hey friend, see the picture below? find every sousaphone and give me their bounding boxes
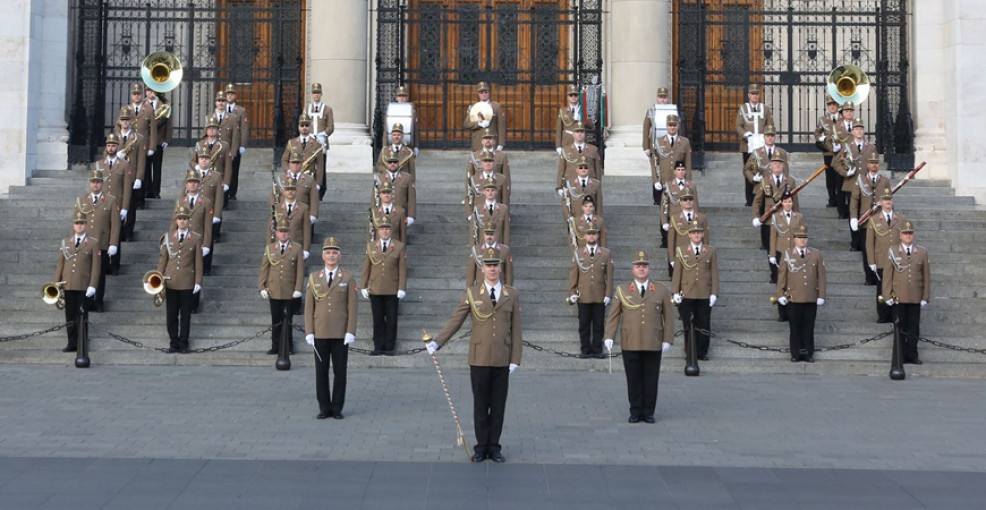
[827,64,870,106]
[141,51,183,93]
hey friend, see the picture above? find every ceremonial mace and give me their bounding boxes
[422,329,473,462]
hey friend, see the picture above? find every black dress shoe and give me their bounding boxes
[628,415,641,423]
[191,308,199,315]
[369,350,381,356]
[489,451,506,463]
[594,352,606,359]
[908,358,923,365]
[266,348,278,355]
[643,415,656,424]
[877,318,892,324]
[316,412,331,420]
[179,347,190,354]
[791,356,800,362]
[333,412,344,419]
[90,303,104,313]
[777,317,788,322]
[698,355,709,361]
[62,346,76,353]
[579,353,590,359]
[471,451,487,463]
[660,242,668,248]
[804,356,815,363]
[769,278,777,284]
[165,347,177,353]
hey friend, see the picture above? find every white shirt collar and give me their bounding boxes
[691,243,703,252]
[634,279,649,291]
[486,280,502,297]
[485,200,497,207]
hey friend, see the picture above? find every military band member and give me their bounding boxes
[306,83,334,199]
[276,177,312,260]
[123,82,158,162]
[259,218,305,355]
[175,172,213,313]
[466,151,510,215]
[158,205,203,353]
[830,102,859,219]
[54,212,101,351]
[374,151,417,226]
[671,222,720,361]
[850,155,887,284]
[194,149,225,265]
[567,222,613,358]
[281,113,325,193]
[571,195,607,248]
[464,81,506,152]
[882,223,930,365]
[776,225,826,362]
[836,117,877,230]
[96,134,132,252]
[769,193,804,292]
[212,93,237,184]
[555,84,592,152]
[144,88,171,200]
[467,223,513,288]
[649,114,693,206]
[742,124,789,188]
[752,154,799,251]
[275,151,319,226]
[736,84,774,206]
[604,251,675,424]
[866,189,907,323]
[375,123,416,176]
[666,188,708,278]
[76,170,120,310]
[360,218,407,355]
[470,178,510,245]
[660,161,698,248]
[561,157,602,220]
[426,247,522,462]
[304,237,357,420]
[115,106,148,216]
[815,97,841,207]
[222,84,249,201]
[189,115,232,190]
[369,181,407,243]
[394,86,418,154]
[467,129,511,182]
[643,87,675,204]
[555,122,602,192]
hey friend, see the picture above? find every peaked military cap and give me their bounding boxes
[632,250,650,265]
[482,247,502,264]
[322,237,340,251]
[794,225,809,238]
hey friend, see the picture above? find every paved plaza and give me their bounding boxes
[1,364,985,508]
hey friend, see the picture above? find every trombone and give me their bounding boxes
[142,270,169,307]
[42,281,66,309]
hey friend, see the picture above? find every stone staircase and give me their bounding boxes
[2,149,985,377]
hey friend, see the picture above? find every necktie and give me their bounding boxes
[382,241,388,253]
[800,250,805,259]
[219,114,224,123]
[671,137,675,147]
[872,176,877,185]
[190,197,195,209]
[786,212,791,221]
[228,106,233,113]
[327,271,333,287]
[490,287,497,306]
[695,247,700,256]
[907,247,912,256]
[209,142,214,151]
[590,247,595,258]
[93,195,98,205]
[108,160,114,170]
[639,285,646,298]
[75,237,81,248]
[288,204,293,216]
[384,207,390,215]
[489,204,494,216]
[302,139,307,150]
[775,177,781,187]
[578,146,583,153]
[280,243,285,254]
[858,143,862,152]
[179,233,185,243]
[768,149,773,159]
[123,135,128,145]
[886,214,891,224]
[687,212,692,222]
[678,180,684,189]
[581,178,586,189]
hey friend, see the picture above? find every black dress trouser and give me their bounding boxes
[63,290,90,349]
[314,338,348,414]
[470,365,509,456]
[678,298,711,358]
[165,288,193,348]
[577,302,605,355]
[370,294,399,352]
[894,304,921,362]
[622,350,662,418]
[787,302,817,358]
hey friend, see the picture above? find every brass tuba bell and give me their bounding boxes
[827,64,870,106]
[141,51,183,93]
[142,270,167,307]
[42,281,66,309]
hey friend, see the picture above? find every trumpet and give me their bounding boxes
[877,294,896,305]
[42,281,66,309]
[142,270,169,307]
[769,293,790,305]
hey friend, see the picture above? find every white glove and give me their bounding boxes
[202,246,210,257]
[397,290,406,299]
[920,300,927,307]
[361,288,370,299]
[406,217,415,226]
[662,342,671,353]
[709,294,717,307]
[120,209,128,221]
[147,149,155,157]
[556,147,564,155]
[818,135,826,142]
[604,338,614,351]
[212,216,221,224]
[816,298,826,306]
[644,149,651,157]
[260,289,269,299]
[603,297,611,306]
[478,120,490,128]
[344,333,355,345]
[305,334,315,346]
[133,179,142,190]
[426,341,438,354]
[239,147,246,155]
[413,147,419,156]
[847,168,856,177]
[769,256,777,265]
[743,131,752,139]
[292,291,302,299]
[508,363,518,373]
[316,133,327,145]
[303,250,310,260]
[672,293,683,304]
[85,286,96,298]
[753,173,762,182]
[556,189,565,197]
[669,261,674,267]
[193,284,201,294]
[884,298,895,307]
[108,245,118,256]
[869,264,877,273]
[496,145,503,152]
[662,223,670,232]
[654,182,662,191]
[833,143,843,152]
[752,218,762,228]
[777,296,788,306]
[568,294,578,304]
[223,184,229,192]
[310,215,316,225]
[850,218,859,231]
[316,184,321,191]
[161,142,168,149]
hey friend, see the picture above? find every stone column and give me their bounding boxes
[309,1,373,173]
[603,0,670,176]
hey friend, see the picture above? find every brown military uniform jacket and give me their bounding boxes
[814,113,840,155]
[434,283,523,367]
[174,194,213,248]
[189,137,233,185]
[475,201,510,245]
[54,234,101,291]
[197,167,225,220]
[258,240,305,300]
[572,214,607,248]
[464,101,506,151]
[667,210,709,263]
[671,244,720,299]
[373,170,417,219]
[96,157,133,211]
[777,247,826,303]
[157,229,203,290]
[556,143,602,188]
[555,105,592,149]
[150,99,172,145]
[124,100,159,150]
[562,177,601,219]
[115,129,148,182]
[76,193,121,251]
[213,109,238,152]
[568,245,613,304]
[834,139,877,192]
[370,203,408,243]
[466,242,513,288]
[282,135,325,187]
[275,200,312,253]
[305,267,358,339]
[273,171,319,217]
[224,103,249,150]
[660,179,699,226]
[375,144,416,176]
[360,239,407,296]
[305,102,334,148]
[849,172,887,221]
[466,148,511,181]
[735,102,774,152]
[467,171,511,216]
[866,211,907,270]
[651,134,693,185]
[743,145,790,183]
[605,280,676,350]
[769,210,804,256]
[753,175,799,225]
[883,244,931,304]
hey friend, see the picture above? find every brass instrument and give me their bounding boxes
[468,102,494,123]
[827,64,870,106]
[301,149,321,175]
[142,270,168,307]
[877,294,896,305]
[769,293,790,305]
[140,51,183,93]
[154,102,171,120]
[42,281,66,309]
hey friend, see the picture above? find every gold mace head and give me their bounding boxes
[421,328,434,343]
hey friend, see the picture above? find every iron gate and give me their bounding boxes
[373,0,603,152]
[675,0,913,170]
[69,0,305,163]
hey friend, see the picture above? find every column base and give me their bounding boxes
[603,125,650,177]
[326,123,374,174]
[913,128,949,180]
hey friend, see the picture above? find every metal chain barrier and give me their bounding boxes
[291,324,470,356]
[918,336,986,356]
[701,327,893,353]
[522,330,685,358]
[90,322,274,354]
[0,323,71,343]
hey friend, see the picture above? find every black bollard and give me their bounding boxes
[889,317,906,380]
[275,304,292,371]
[75,306,90,368]
[684,322,700,376]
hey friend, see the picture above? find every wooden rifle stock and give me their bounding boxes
[858,161,927,224]
[759,165,826,223]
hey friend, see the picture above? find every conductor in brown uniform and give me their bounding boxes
[259,218,305,355]
[604,251,675,424]
[882,223,931,364]
[775,225,826,362]
[304,237,358,419]
[54,212,101,351]
[426,247,521,463]
[158,205,203,353]
[567,222,613,358]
